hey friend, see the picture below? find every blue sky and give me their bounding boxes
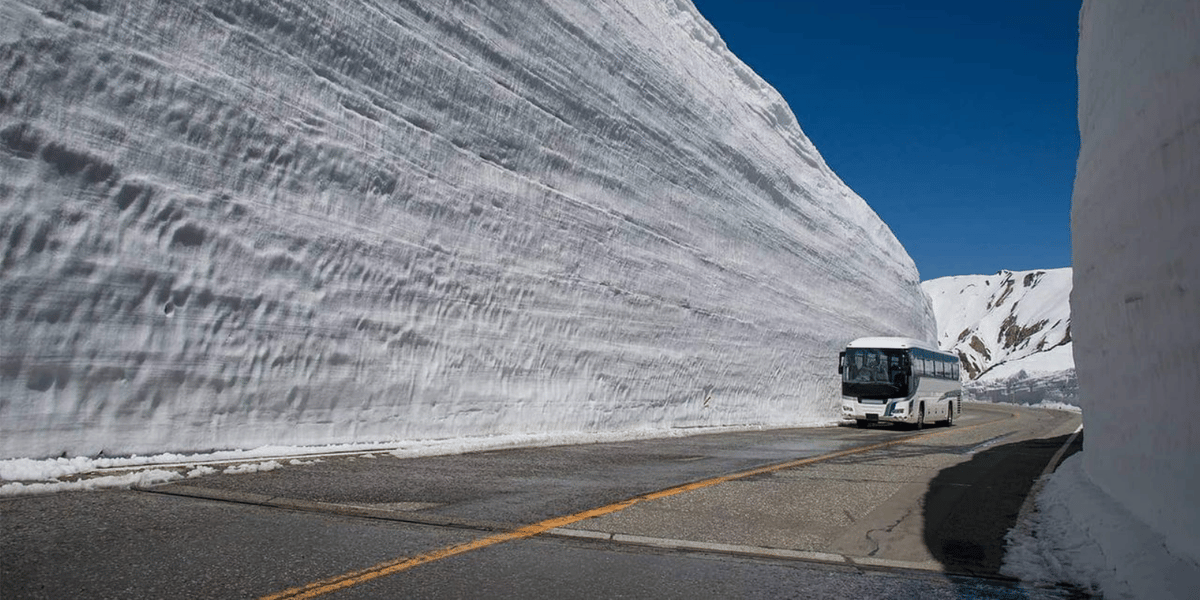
[690,0,1081,281]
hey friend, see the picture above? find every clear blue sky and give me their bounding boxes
[691,0,1081,281]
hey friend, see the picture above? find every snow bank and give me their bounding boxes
[0,422,806,496]
[1033,0,1200,596]
[1003,454,1200,599]
[0,0,932,460]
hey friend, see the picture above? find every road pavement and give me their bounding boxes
[1,403,1088,599]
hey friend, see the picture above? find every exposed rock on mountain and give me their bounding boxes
[923,268,1075,405]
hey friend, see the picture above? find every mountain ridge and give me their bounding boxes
[922,268,1076,405]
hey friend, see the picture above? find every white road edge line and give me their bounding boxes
[1008,424,1084,541]
[548,528,952,572]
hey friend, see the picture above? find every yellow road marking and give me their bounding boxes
[261,418,996,600]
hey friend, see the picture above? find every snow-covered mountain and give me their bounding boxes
[922,268,1076,405]
[0,0,934,459]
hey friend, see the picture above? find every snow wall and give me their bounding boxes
[0,0,934,459]
[1074,0,1200,570]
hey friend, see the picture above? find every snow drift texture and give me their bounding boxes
[0,0,934,459]
[922,268,1076,406]
[1073,0,1200,585]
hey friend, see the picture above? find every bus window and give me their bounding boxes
[844,348,905,384]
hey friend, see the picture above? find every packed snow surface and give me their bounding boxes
[1002,1,1200,599]
[1003,453,1200,600]
[0,0,934,460]
[1072,0,1200,579]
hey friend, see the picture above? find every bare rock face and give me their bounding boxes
[0,0,933,459]
[923,269,1072,379]
[923,268,1076,406]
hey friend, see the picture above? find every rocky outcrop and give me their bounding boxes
[923,268,1075,405]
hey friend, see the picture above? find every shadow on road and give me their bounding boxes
[922,431,1084,578]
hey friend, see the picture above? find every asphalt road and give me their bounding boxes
[1,403,1088,599]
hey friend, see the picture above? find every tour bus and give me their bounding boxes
[839,337,961,429]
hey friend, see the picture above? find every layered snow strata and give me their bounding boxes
[1071,0,1200,585]
[0,0,933,459]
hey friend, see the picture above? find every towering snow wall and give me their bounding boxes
[0,0,934,459]
[923,268,1076,406]
[1074,0,1200,570]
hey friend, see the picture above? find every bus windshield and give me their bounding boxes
[842,348,908,399]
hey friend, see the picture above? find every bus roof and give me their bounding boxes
[845,337,943,353]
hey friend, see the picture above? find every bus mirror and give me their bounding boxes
[838,351,845,375]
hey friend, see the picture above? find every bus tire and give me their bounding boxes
[945,404,954,427]
[915,406,925,430]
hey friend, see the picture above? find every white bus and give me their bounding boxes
[839,337,961,429]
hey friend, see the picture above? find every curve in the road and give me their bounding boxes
[259,416,1005,600]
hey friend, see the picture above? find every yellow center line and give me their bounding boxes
[260,418,996,600]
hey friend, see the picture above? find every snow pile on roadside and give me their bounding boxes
[0,469,185,497]
[0,421,822,496]
[1064,0,1200,595]
[1003,454,1200,599]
